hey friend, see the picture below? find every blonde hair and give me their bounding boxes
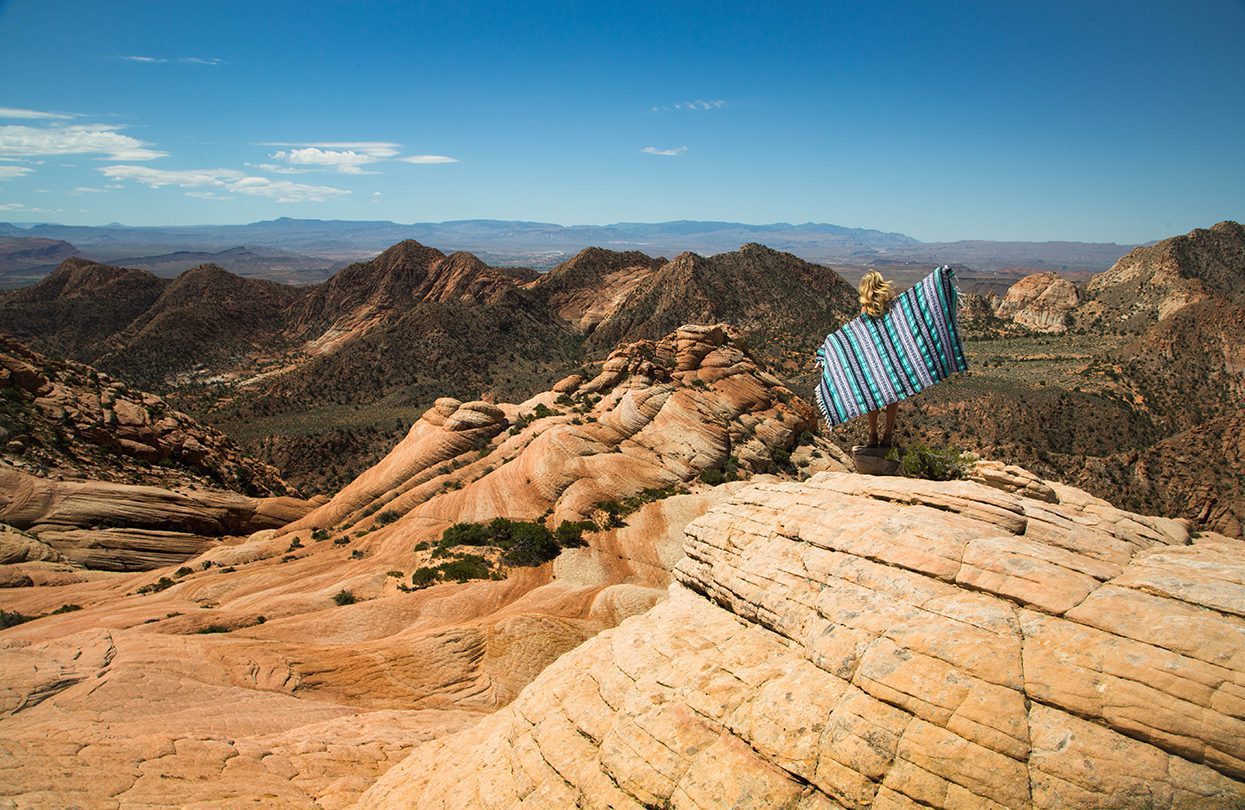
[858,270,895,318]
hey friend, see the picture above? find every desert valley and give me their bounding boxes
[1,216,1242,807]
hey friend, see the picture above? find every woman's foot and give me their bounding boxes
[867,434,880,448]
[880,432,895,448]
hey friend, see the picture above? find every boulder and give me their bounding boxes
[996,272,1079,332]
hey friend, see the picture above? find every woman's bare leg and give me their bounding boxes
[882,402,898,446]
[867,410,879,447]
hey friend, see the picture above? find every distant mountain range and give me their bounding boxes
[0,217,1136,282]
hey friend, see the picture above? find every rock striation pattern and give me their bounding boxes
[364,471,1245,808]
[0,463,313,571]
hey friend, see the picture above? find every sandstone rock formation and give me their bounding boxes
[363,471,1245,809]
[0,325,845,806]
[995,272,1079,332]
[0,464,314,570]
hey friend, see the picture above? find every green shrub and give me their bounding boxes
[375,510,400,525]
[52,604,82,614]
[136,576,176,595]
[0,609,32,629]
[386,570,404,578]
[413,541,431,551]
[555,520,595,548]
[532,403,556,419]
[437,517,583,569]
[555,393,574,406]
[699,455,741,486]
[595,500,626,527]
[440,522,492,547]
[196,624,230,634]
[333,536,350,545]
[886,443,968,481]
[332,589,357,606]
[411,566,440,588]
[310,528,330,541]
[499,521,560,566]
[349,549,365,559]
[438,554,493,583]
[174,566,194,578]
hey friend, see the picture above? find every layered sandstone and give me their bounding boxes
[364,472,1245,809]
[0,464,314,571]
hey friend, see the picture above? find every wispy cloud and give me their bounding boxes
[0,107,77,120]
[184,190,234,200]
[652,99,727,112]
[0,123,165,161]
[70,186,108,194]
[0,202,63,213]
[641,146,687,156]
[101,165,350,203]
[116,55,225,65]
[397,155,458,164]
[0,165,34,180]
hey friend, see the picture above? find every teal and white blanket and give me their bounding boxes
[814,265,968,427]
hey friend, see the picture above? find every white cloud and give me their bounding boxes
[641,146,687,156]
[70,186,107,193]
[101,164,350,203]
[117,55,225,65]
[398,155,458,164]
[268,146,393,174]
[261,141,457,172]
[0,123,165,160]
[654,99,727,112]
[0,107,77,120]
[0,165,33,180]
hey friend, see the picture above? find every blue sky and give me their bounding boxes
[0,0,1242,242]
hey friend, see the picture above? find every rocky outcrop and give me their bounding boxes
[576,244,859,378]
[529,247,666,333]
[286,323,846,536]
[1080,220,1244,331]
[995,272,1079,332]
[363,471,1245,808]
[0,334,294,496]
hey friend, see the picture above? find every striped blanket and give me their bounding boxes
[814,265,968,427]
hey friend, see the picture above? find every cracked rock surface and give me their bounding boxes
[362,472,1245,809]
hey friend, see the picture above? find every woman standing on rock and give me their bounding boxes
[858,271,899,447]
[813,265,968,448]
